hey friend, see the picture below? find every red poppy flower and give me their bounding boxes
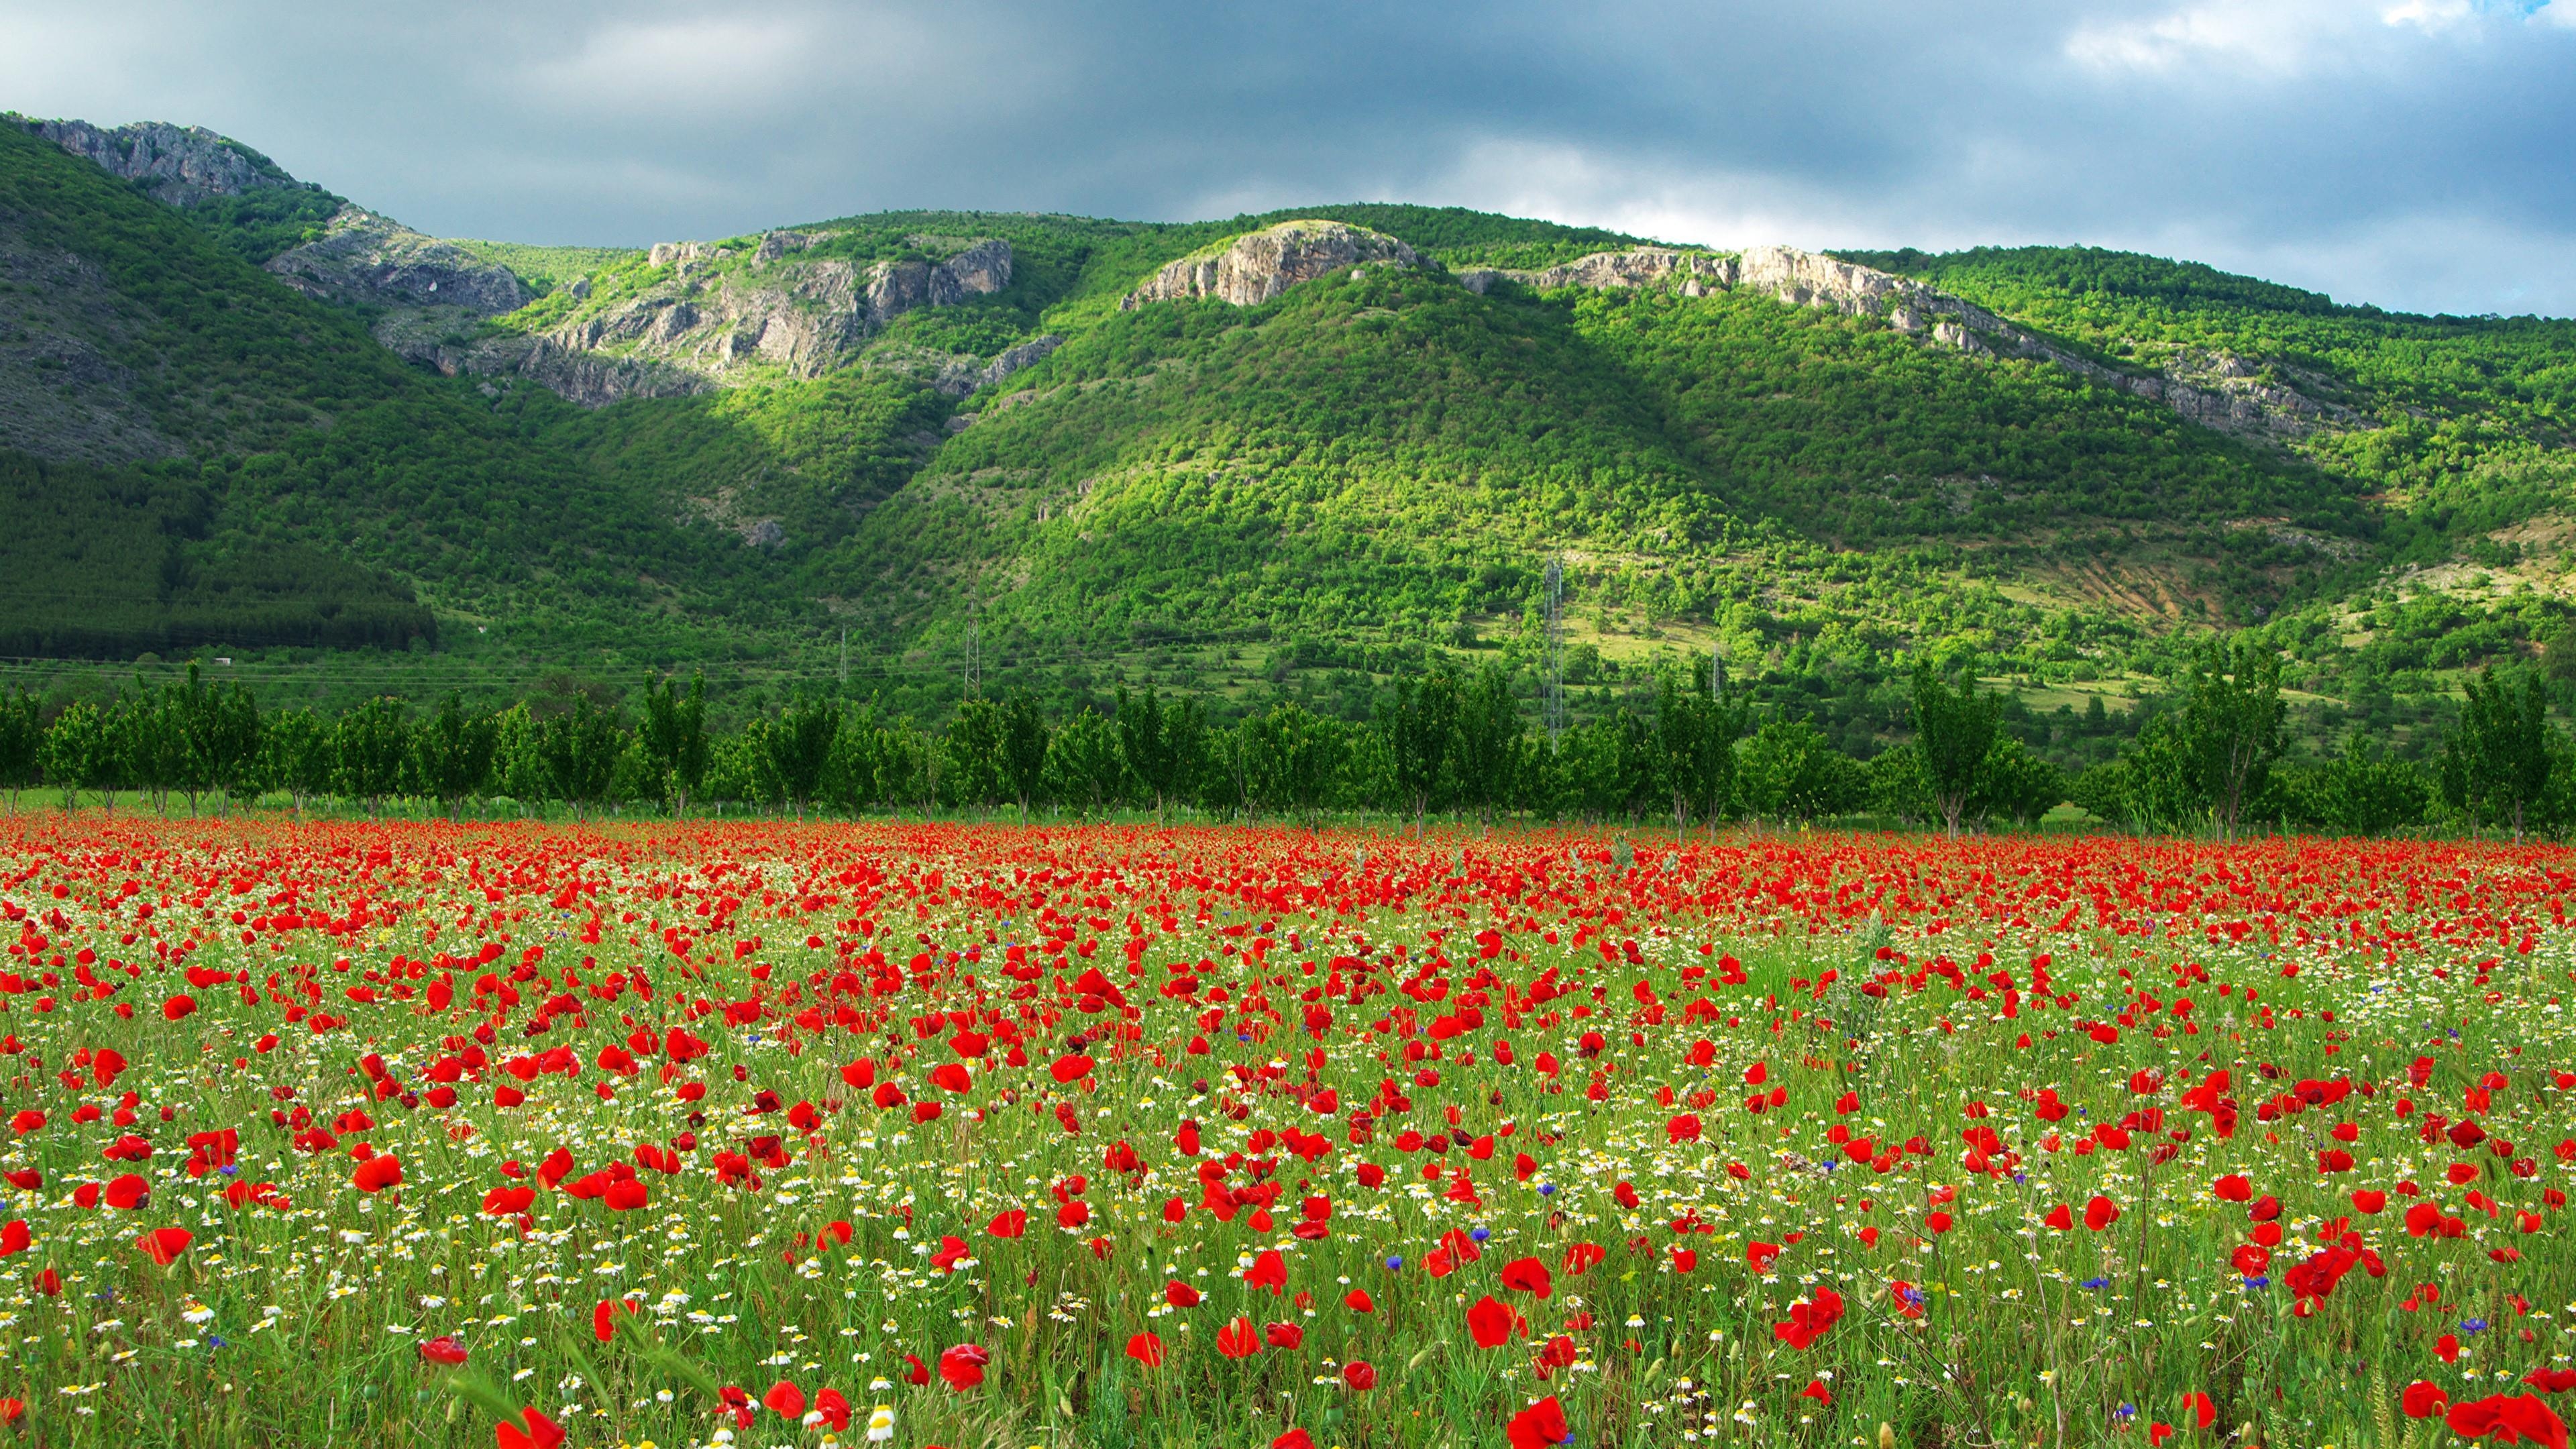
[417,1335,468,1366]
[1217,1316,1262,1358]
[1264,1322,1303,1349]
[937,1344,989,1390]
[1499,1256,1552,1298]
[2446,1393,2568,1448]
[1507,1395,1572,1449]
[989,1209,1028,1238]
[1772,1287,1844,1350]
[1126,1332,1164,1366]
[1344,1360,1377,1390]
[134,1226,192,1265]
[1468,1295,1519,1348]
[2084,1195,2120,1231]
[763,1381,806,1419]
[496,1407,566,1449]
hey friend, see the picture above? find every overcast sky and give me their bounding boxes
[7,0,2574,315]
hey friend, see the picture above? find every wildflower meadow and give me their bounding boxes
[0,817,2571,1449]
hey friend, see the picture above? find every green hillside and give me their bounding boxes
[3,113,2575,739]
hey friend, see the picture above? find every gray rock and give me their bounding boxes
[1457,246,1732,294]
[264,206,529,314]
[24,117,297,206]
[1457,237,2357,443]
[1122,221,1417,309]
[980,333,1062,388]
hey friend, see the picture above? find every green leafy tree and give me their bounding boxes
[1972,736,2065,830]
[1910,663,2001,837]
[201,678,263,814]
[763,698,841,821]
[1275,705,1348,826]
[331,697,413,816]
[1737,714,1864,824]
[412,692,498,818]
[2307,734,2430,837]
[2177,638,2286,841]
[2440,665,2557,842]
[945,698,1006,813]
[2080,712,2204,834]
[538,696,627,820]
[823,713,889,814]
[263,708,336,814]
[1866,743,1933,826]
[0,688,38,812]
[999,691,1051,820]
[1116,686,1187,823]
[1382,672,1459,834]
[1452,663,1525,830]
[490,704,549,811]
[42,699,117,812]
[639,672,712,816]
[1043,708,1126,820]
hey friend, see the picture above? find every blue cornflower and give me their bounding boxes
[2115,1405,2137,1421]
[2081,1277,2110,1291]
[1385,1256,1403,1271]
[205,1335,226,1349]
[2244,1275,2270,1289]
[1538,1183,1557,1196]
[1470,1227,1490,1243]
[2461,1318,2490,1335]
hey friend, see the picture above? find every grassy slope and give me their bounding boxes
[1839,246,2576,692]
[0,126,821,666]
[9,140,2575,722]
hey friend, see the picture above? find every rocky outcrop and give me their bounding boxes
[864,239,1012,326]
[1741,246,2359,440]
[373,315,714,407]
[1121,221,1417,309]
[398,231,1025,404]
[22,118,300,206]
[877,333,1067,400]
[1458,247,1733,295]
[1466,239,2355,442]
[264,206,530,314]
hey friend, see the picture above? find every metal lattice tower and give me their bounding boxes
[1543,556,1565,743]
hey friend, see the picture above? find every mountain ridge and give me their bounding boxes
[0,110,2569,741]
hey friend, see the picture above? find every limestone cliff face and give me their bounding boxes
[264,207,530,314]
[23,119,297,206]
[417,231,1021,405]
[1121,221,1417,309]
[1464,241,2354,441]
[1457,247,1732,295]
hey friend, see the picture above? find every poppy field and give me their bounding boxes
[4,818,2576,1449]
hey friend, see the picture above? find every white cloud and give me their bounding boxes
[2063,1,2373,77]
[2534,0,2576,28]
[522,15,825,119]
[2380,0,2475,32]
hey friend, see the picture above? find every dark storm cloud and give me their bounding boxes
[5,0,2574,313]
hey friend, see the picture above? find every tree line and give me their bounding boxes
[0,646,2565,840]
